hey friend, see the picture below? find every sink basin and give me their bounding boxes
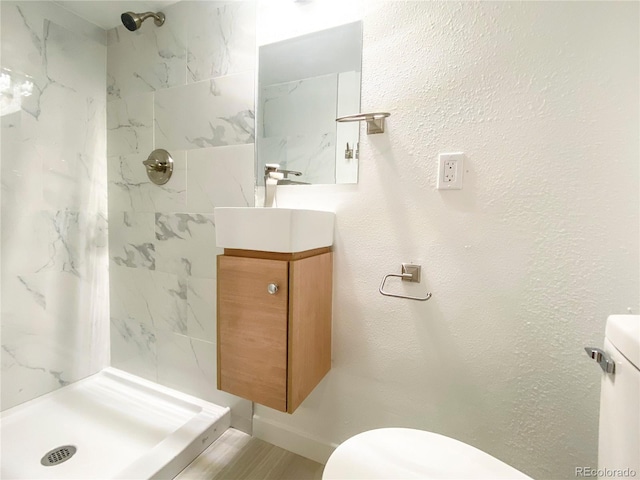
[214,207,335,253]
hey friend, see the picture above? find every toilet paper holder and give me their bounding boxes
[379,263,432,302]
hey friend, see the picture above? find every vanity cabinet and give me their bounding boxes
[217,248,332,413]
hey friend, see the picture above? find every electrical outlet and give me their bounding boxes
[443,160,457,183]
[437,152,464,190]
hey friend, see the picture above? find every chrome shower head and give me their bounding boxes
[120,11,165,31]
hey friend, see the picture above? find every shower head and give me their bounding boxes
[120,11,165,31]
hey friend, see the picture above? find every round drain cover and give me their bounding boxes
[41,445,77,466]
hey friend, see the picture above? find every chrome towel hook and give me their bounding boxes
[379,263,432,302]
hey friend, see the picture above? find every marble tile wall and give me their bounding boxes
[106,0,256,432]
[1,2,109,410]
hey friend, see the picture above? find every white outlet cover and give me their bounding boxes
[437,152,464,190]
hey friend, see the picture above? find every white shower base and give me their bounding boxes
[0,367,230,479]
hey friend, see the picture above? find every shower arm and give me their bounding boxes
[138,12,165,26]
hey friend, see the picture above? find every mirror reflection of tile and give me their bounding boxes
[257,21,363,186]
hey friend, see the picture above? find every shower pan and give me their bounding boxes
[0,368,230,479]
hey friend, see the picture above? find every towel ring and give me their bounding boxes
[379,264,432,302]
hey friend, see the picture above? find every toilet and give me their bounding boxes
[597,315,639,475]
[323,315,639,479]
[322,428,532,479]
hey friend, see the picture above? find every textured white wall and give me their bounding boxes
[255,2,640,478]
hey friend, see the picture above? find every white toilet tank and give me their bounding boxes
[598,315,639,477]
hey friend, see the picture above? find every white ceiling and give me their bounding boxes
[54,1,179,30]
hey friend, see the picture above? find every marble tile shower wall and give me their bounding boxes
[106,1,256,417]
[1,2,109,410]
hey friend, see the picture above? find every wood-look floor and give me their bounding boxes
[175,428,325,480]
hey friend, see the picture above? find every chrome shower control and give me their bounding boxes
[267,283,279,295]
[142,149,173,185]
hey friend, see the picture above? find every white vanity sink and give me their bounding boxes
[214,207,335,253]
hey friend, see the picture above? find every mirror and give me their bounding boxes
[256,21,363,186]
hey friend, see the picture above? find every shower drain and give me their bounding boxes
[40,445,77,466]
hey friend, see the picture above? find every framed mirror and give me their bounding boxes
[256,21,363,186]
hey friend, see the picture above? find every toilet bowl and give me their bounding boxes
[323,315,640,480]
[322,428,531,479]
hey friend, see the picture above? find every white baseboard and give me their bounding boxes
[253,415,337,465]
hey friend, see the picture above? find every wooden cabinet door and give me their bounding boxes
[217,255,289,411]
[287,252,333,413]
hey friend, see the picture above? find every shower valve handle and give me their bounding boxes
[143,157,166,172]
[142,149,174,185]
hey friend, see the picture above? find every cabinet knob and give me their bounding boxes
[267,283,279,295]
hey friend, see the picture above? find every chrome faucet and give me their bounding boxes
[263,164,303,207]
[264,164,302,183]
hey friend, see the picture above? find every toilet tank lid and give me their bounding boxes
[605,315,640,370]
